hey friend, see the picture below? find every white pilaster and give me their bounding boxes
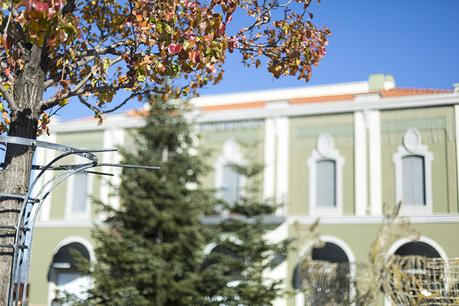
[263,118,276,201]
[100,128,125,215]
[367,110,382,215]
[275,117,289,215]
[455,105,459,210]
[37,133,57,221]
[263,223,288,306]
[354,111,367,215]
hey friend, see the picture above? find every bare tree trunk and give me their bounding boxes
[0,46,44,305]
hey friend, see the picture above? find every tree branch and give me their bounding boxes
[101,91,147,114]
[78,96,101,115]
[40,55,125,111]
[0,83,14,110]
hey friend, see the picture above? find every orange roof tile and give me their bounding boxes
[125,87,454,115]
[201,101,266,111]
[289,93,356,105]
[380,88,452,97]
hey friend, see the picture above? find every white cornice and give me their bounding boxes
[35,214,459,228]
[286,214,459,225]
[191,81,370,107]
[36,220,101,227]
[50,113,145,133]
[48,92,459,133]
[196,92,459,123]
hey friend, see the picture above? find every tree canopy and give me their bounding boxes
[0,0,330,134]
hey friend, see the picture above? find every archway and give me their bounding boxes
[294,238,354,306]
[48,240,92,305]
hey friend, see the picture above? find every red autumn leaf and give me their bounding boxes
[29,0,50,12]
[167,43,183,55]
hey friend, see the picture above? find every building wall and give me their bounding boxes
[380,106,458,214]
[28,85,459,305]
[29,227,93,306]
[289,112,355,216]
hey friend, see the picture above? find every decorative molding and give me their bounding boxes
[393,129,434,214]
[381,117,448,132]
[295,125,354,138]
[198,120,264,132]
[308,134,345,216]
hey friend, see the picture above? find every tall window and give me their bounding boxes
[394,129,433,213]
[215,139,243,210]
[70,172,89,214]
[66,171,90,219]
[316,160,337,208]
[308,134,344,215]
[222,164,240,205]
[402,155,426,205]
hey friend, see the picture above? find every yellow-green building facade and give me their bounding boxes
[29,75,459,305]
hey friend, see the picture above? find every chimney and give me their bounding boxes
[368,73,396,91]
[454,83,459,93]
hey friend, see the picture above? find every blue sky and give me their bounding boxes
[57,0,459,120]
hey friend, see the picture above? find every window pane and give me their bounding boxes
[316,160,336,208]
[402,155,426,205]
[222,164,240,205]
[71,173,88,213]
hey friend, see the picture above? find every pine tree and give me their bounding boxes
[199,146,290,306]
[76,99,213,306]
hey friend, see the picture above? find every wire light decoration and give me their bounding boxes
[299,260,379,306]
[0,135,159,306]
[382,255,459,306]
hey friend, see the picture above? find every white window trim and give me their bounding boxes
[308,134,345,216]
[393,129,433,214]
[214,139,245,210]
[65,167,93,220]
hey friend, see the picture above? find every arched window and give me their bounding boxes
[308,134,344,215]
[383,238,447,305]
[49,242,92,305]
[294,239,353,306]
[394,241,441,258]
[393,129,433,213]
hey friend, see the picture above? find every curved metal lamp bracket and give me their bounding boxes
[0,135,159,306]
